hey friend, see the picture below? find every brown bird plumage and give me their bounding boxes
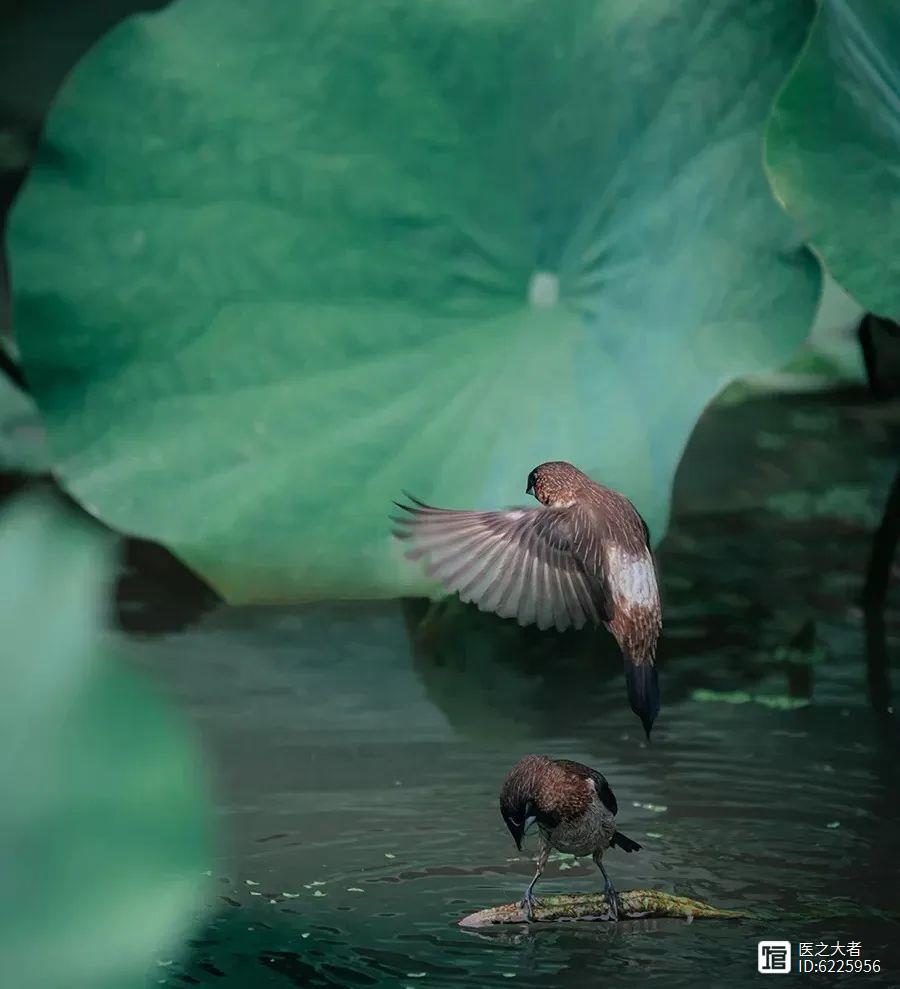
[391,460,662,735]
[499,754,642,921]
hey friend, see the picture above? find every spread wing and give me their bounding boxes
[553,759,618,816]
[391,495,610,632]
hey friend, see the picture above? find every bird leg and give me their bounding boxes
[520,841,549,921]
[593,853,619,922]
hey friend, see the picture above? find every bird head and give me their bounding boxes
[500,755,555,851]
[500,795,537,853]
[525,461,583,506]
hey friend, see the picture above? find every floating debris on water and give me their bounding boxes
[691,688,810,710]
[756,695,812,711]
[632,801,668,813]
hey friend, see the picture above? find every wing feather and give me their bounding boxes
[553,759,618,816]
[548,548,574,631]
[534,557,553,631]
[392,498,609,632]
[479,540,518,614]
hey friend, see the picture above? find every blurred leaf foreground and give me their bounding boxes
[0,496,209,989]
[9,1,820,600]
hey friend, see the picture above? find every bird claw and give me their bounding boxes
[604,883,619,923]
[520,889,539,921]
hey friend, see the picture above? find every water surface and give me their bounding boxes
[125,390,899,987]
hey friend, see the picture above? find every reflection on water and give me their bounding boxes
[119,390,899,986]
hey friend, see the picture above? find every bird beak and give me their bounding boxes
[505,817,526,852]
[506,814,537,851]
[525,483,534,496]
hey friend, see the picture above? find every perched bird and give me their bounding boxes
[499,754,641,921]
[391,460,662,735]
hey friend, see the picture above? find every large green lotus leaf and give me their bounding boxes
[768,273,865,387]
[9,0,819,601]
[0,496,210,989]
[766,0,900,321]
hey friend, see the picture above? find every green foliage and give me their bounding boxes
[0,371,47,472]
[776,274,865,387]
[0,496,209,989]
[9,0,820,602]
[767,0,900,320]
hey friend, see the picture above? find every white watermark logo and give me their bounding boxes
[757,939,883,975]
[758,941,792,974]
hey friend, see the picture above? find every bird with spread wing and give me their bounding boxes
[392,460,662,737]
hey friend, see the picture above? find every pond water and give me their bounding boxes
[121,389,898,988]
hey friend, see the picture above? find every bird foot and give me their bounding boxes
[604,883,619,923]
[520,889,540,921]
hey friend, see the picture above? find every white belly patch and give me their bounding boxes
[606,545,658,608]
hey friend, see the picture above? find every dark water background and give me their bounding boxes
[103,388,898,988]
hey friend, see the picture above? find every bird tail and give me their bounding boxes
[624,659,659,740]
[611,830,641,853]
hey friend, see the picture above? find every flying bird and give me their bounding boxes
[391,460,661,736]
[499,754,642,921]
